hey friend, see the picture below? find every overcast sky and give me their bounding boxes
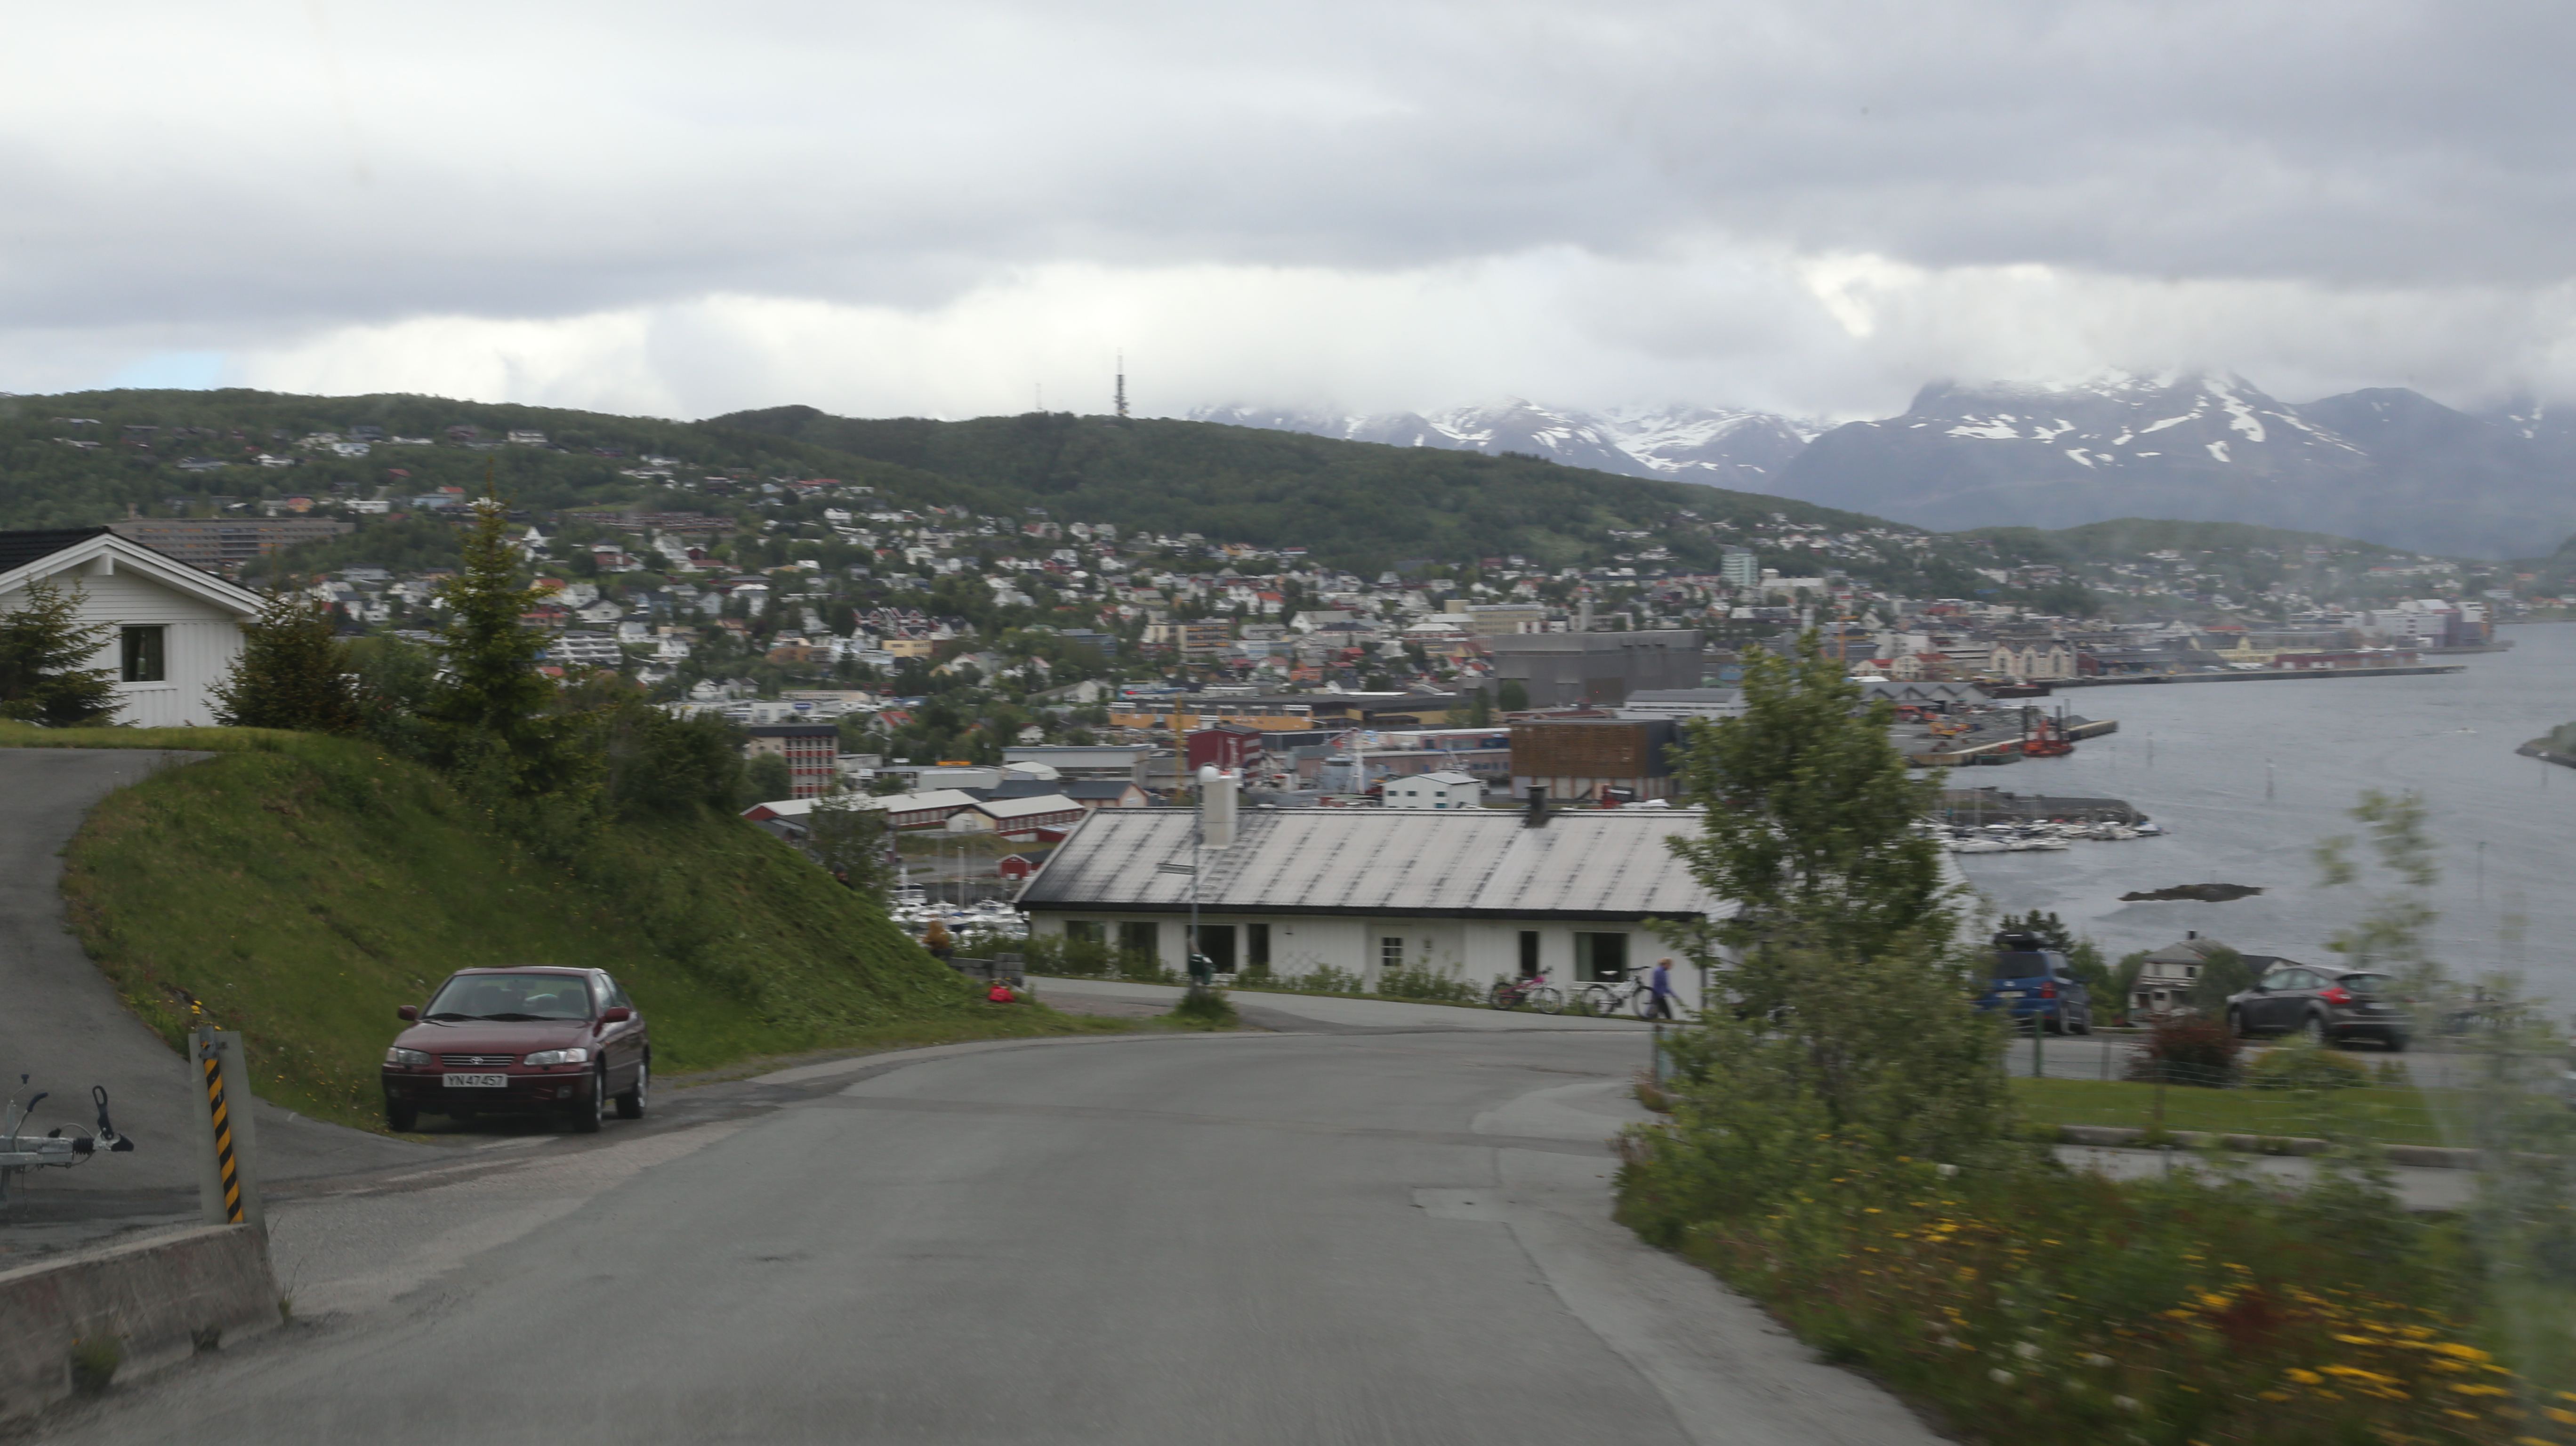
[5,0,2573,422]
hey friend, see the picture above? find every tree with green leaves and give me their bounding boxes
[420,493,590,797]
[0,576,117,727]
[742,752,794,803]
[1666,634,1954,988]
[1649,633,2003,1163]
[807,789,896,896]
[209,590,361,733]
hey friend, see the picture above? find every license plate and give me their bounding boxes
[443,1073,509,1089]
[1999,992,2024,1000]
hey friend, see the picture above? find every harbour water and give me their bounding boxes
[1951,624,2576,1007]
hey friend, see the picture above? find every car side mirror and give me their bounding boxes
[397,1004,419,1021]
[598,1005,633,1024]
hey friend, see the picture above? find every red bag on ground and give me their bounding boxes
[987,983,1018,1004]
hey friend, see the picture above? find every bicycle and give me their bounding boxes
[1581,969,1661,1020]
[1489,971,1564,1014]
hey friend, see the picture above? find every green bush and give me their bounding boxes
[2126,1015,2242,1087]
[2246,1040,2371,1092]
[1167,985,1238,1029]
[1375,963,1481,1003]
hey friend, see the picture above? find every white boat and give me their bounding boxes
[1951,838,2012,854]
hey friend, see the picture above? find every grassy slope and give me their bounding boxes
[2010,1075,2449,1147]
[36,726,1086,1130]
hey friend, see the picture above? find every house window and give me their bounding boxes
[1117,921,1159,961]
[1518,930,1541,979]
[120,626,167,683]
[1245,923,1270,972]
[1380,936,1405,973]
[1574,932,1629,982]
[1067,921,1103,946]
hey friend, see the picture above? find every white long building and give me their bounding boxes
[1014,797,1729,1010]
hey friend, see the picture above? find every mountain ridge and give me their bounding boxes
[1202,374,2576,558]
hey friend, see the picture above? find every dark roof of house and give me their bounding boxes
[1063,780,1143,799]
[0,527,113,575]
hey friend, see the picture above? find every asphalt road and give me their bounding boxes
[34,1024,1941,1446]
[0,749,427,1251]
[0,751,427,1209]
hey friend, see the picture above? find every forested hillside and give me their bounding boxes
[0,388,1929,577]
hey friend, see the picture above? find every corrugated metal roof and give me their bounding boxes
[1016,808,1729,921]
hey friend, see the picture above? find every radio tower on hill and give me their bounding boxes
[1114,353,1129,420]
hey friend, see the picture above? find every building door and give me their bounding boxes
[1517,931,1541,979]
[1197,924,1236,974]
[1245,924,1271,975]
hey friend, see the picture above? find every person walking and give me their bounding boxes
[1645,956,1677,1020]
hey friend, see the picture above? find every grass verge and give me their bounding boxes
[50,730,994,1132]
[2010,1076,2456,1148]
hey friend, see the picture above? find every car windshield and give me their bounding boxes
[424,973,594,1021]
[2337,973,2392,996]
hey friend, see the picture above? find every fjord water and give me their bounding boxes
[1952,624,2576,1006]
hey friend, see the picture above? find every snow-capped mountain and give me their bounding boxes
[1196,375,2576,557]
[1190,399,1821,488]
[1774,372,2576,557]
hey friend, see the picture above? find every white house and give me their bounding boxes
[1382,770,1482,811]
[0,528,261,727]
[1015,789,1729,1009]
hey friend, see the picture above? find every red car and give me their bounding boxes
[380,967,650,1133]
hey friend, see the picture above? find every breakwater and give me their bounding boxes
[2516,740,2576,771]
[2055,664,2465,688]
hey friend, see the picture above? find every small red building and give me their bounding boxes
[1185,723,1265,772]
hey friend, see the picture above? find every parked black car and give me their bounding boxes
[2225,964,2409,1051]
[1972,932,2093,1035]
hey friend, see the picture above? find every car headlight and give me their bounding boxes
[522,1047,591,1067]
[385,1047,431,1066]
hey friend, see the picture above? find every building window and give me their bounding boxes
[1067,921,1103,946]
[1517,931,1540,979]
[1117,921,1159,962]
[1574,932,1628,982]
[1380,936,1404,973]
[120,626,167,683]
[1246,923,1270,972]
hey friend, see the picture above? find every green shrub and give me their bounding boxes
[2246,1040,2370,1091]
[2126,1015,2242,1086]
[1375,963,1481,1003]
[1167,985,1238,1029]
[69,1335,120,1394]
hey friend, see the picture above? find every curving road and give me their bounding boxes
[0,750,426,1216]
[34,1017,1941,1446]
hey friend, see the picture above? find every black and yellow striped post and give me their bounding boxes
[190,1026,263,1229]
[201,1046,243,1223]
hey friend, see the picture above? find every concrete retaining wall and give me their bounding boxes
[0,1224,278,1422]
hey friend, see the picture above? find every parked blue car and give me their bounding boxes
[1974,934,2094,1035]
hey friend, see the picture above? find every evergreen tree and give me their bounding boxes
[420,494,589,796]
[209,590,361,732]
[0,576,117,727]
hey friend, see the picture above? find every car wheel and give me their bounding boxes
[2385,1032,2410,1054]
[386,1100,417,1132]
[571,1066,605,1134]
[616,1058,648,1120]
[2072,1009,2093,1037]
[2227,1008,2249,1038]
[2303,1012,2331,1047]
